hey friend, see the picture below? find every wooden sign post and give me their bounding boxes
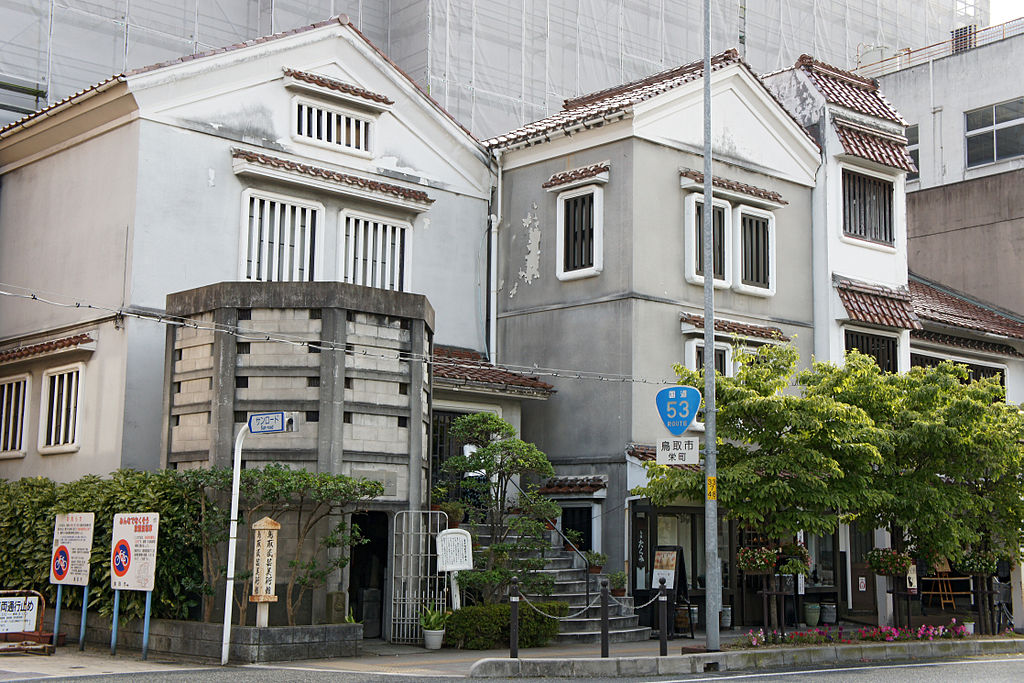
[250,517,281,627]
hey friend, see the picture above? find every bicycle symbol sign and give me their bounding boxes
[52,546,70,581]
[112,539,131,577]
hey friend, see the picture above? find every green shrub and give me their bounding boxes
[444,601,568,649]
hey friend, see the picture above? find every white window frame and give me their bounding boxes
[238,189,325,283]
[339,209,413,292]
[555,184,604,281]
[906,124,920,182]
[683,339,735,377]
[291,95,374,157]
[0,373,30,459]
[732,205,776,297]
[910,348,1006,379]
[837,162,898,254]
[684,193,732,288]
[38,363,83,455]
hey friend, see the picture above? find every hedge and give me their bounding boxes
[444,601,568,649]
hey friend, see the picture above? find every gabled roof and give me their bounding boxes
[433,346,554,397]
[794,54,906,125]
[484,49,743,150]
[835,276,922,330]
[909,276,1024,340]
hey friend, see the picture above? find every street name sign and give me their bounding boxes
[50,512,95,586]
[110,512,159,591]
[248,412,286,434]
[656,436,701,466]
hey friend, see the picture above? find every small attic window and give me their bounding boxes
[295,98,372,154]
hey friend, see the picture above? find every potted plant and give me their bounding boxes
[608,570,627,596]
[737,546,777,574]
[563,528,584,552]
[585,550,608,574]
[420,605,450,650]
[866,548,912,576]
[438,500,465,528]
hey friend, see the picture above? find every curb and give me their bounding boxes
[468,637,1024,678]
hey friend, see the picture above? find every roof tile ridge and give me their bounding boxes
[796,53,878,91]
[282,67,394,105]
[909,274,1024,325]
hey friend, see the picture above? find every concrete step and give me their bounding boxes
[557,614,640,633]
[554,626,652,644]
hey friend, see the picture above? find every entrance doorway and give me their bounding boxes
[561,506,593,551]
[350,511,388,637]
[850,523,876,614]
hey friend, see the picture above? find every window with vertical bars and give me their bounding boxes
[562,192,594,272]
[910,353,1004,386]
[243,193,319,282]
[845,330,897,373]
[740,213,770,288]
[695,202,726,279]
[41,366,80,450]
[695,346,729,375]
[341,214,409,291]
[295,100,371,153]
[0,376,27,454]
[842,170,894,246]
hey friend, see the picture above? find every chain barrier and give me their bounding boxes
[611,590,661,610]
[518,591,601,620]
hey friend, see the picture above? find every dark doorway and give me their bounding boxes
[350,511,388,638]
[562,506,592,551]
[850,523,877,614]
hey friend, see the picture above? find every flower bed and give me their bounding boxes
[740,619,971,648]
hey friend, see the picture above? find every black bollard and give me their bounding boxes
[658,577,668,656]
[600,578,610,658]
[510,576,519,659]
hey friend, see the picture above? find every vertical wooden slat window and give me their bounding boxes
[294,99,372,153]
[244,195,318,282]
[42,367,79,449]
[0,377,27,454]
[561,192,594,272]
[342,214,409,292]
[845,330,897,373]
[740,213,770,288]
[910,353,1004,386]
[695,202,726,279]
[842,170,894,245]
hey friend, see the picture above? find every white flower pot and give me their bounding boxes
[423,628,445,649]
[963,621,975,635]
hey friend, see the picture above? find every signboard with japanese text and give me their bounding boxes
[0,596,38,633]
[50,512,95,586]
[110,512,159,591]
[907,564,918,595]
[250,517,281,602]
[436,529,473,572]
[655,386,702,436]
[652,549,678,589]
[656,436,701,466]
[248,412,285,434]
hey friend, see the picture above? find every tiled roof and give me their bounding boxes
[0,334,94,364]
[282,67,393,105]
[542,162,610,189]
[835,276,922,330]
[232,148,432,203]
[911,330,1024,358]
[433,346,554,395]
[679,169,787,205]
[909,278,1024,340]
[833,119,915,172]
[484,50,742,149]
[0,75,125,138]
[625,443,701,471]
[537,475,607,495]
[679,313,790,342]
[795,54,905,124]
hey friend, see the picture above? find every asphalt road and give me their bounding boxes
[27,654,1024,682]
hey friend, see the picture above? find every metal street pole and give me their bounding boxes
[221,423,248,665]
[702,0,721,653]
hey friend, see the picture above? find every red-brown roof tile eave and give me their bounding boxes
[625,443,701,471]
[679,169,788,205]
[679,313,790,342]
[795,54,905,124]
[0,334,94,364]
[909,278,1024,340]
[834,120,916,172]
[282,67,393,105]
[232,148,432,203]
[542,162,610,189]
[911,330,1024,358]
[835,277,922,330]
[537,476,607,495]
[484,50,742,150]
[0,75,125,138]
[432,346,554,394]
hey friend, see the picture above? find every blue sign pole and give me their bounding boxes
[110,589,120,655]
[52,584,63,647]
[79,585,89,651]
[141,590,153,660]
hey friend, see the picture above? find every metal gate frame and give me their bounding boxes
[390,510,448,643]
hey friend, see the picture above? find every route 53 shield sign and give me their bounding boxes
[656,386,702,436]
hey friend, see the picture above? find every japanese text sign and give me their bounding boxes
[0,596,38,633]
[436,529,473,572]
[656,386,701,436]
[251,516,281,602]
[656,436,701,466]
[110,512,159,591]
[50,512,95,586]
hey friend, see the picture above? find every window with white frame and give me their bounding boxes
[685,193,777,295]
[39,364,82,453]
[906,124,920,181]
[340,211,410,291]
[965,96,1024,167]
[734,207,775,295]
[555,185,604,280]
[693,199,728,281]
[684,339,734,377]
[294,98,372,154]
[845,329,898,373]
[842,169,894,246]
[241,191,322,282]
[0,375,28,456]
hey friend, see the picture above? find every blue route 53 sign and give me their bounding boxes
[656,386,702,436]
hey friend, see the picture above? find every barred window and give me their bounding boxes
[341,213,409,291]
[295,100,372,153]
[910,353,1004,386]
[555,185,603,280]
[242,192,320,282]
[845,330,897,373]
[842,170,894,246]
[40,365,81,451]
[695,201,727,280]
[740,213,770,288]
[0,375,28,455]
